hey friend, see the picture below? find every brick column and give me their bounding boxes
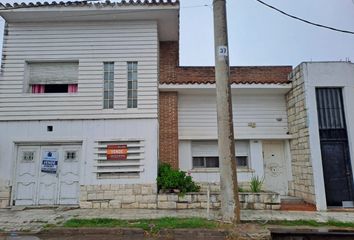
[159,92,179,169]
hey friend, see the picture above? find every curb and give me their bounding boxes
[38,227,229,239]
[39,227,145,236]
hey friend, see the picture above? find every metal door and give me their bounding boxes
[321,141,354,206]
[263,141,288,195]
[316,88,354,206]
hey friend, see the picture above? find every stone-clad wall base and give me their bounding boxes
[239,192,281,210]
[157,192,280,210]
[0,186,10,208]
[79,184,158,209]
[157,193,221,209]
[80,184,280,210]
[197,182,250,193]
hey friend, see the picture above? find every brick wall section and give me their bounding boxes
[286,64,316,204]
[159,41,292,85]
[159,92,179,169]
[175,66,292,84]
[160,41,178,83]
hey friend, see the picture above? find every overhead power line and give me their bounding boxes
[255,0,354,35]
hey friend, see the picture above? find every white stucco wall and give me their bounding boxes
[302,62,354,210]
[0,119,158,189]
[178,93,289,140]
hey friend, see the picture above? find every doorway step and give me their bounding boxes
[11,205,79,211]
[280,196,316,211]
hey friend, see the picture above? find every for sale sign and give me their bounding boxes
[106,145,128,160]
[41,151,58,173]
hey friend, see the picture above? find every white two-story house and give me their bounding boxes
[0,0,179,208]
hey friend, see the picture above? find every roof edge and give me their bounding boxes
[0,0,179,11]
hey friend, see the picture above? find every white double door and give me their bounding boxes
[14,145,81,206]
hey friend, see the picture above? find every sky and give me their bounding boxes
[0,0,354,67]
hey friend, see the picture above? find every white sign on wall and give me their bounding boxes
[41,151,58,173]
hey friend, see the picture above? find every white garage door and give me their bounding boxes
[14,145,81,206]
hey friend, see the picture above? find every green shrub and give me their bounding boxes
[157,163,200,195]
[250,175,263,192]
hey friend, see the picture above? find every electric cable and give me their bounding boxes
[255,0,354,35]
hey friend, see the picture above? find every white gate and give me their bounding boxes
[14,145,81,206]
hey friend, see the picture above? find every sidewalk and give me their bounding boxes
[1,208,354,232]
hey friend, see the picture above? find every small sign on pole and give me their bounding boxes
[106,145,128,160]
[217,45,228,60]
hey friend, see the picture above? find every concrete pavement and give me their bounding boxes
[1,208,354,233]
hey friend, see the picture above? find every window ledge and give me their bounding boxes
[190,168,254,173]
[190,168,219,173]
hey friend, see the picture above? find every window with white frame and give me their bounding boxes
[191,140,250,169]
[127,62,138,108]
[234,141,250,168]
[28,62,78,93]
[103,62,114,109]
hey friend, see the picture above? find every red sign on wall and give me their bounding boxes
[106,145,128,160]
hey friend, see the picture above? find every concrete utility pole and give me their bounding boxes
[213,0,241,223]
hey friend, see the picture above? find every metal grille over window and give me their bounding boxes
[94,140,144,179]
[127,62,138,108]
[316,88,345,130]
[192,157,219,168]
[65,151,77,161]
[103,62,114,109]
[191,140,250,169]
[22,151,34,162]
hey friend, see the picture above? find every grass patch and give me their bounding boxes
[268,219,354,228]
[64,217,218,232]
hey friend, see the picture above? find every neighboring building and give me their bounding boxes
[287,62,354,210]
[159,41,293,195]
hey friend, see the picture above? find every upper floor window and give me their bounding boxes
[127,62,138,108]
[28,62,78,94]
[103,62,114,109]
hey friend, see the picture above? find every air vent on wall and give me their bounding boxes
[94,139,145,179]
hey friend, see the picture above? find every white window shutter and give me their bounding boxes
[192,140,249,157]
[235,140,249,156]
[192,141,218,157]
[29,62,78,84]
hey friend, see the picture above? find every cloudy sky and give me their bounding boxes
[1,0,354,67]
